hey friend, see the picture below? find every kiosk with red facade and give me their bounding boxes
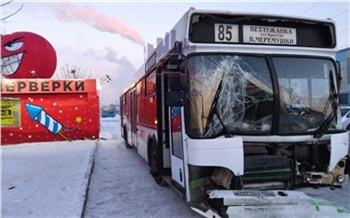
[1,79,100,145]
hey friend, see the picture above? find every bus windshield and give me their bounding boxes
[186,54,338,138]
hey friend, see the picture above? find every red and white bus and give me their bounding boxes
[120,8,350,217]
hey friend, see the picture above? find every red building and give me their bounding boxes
[1,79,100,145]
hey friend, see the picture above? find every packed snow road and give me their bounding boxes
[84,139,201,217]
[84,138,350,218]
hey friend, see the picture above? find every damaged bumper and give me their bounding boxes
[191,190,350,218]
[301,157,349,186]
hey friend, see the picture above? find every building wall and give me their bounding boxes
[336,47,350,105]
[1,79,100,145]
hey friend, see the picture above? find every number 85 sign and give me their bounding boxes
[214,23,239,43]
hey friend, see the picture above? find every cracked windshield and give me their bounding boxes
[186,55,337,138]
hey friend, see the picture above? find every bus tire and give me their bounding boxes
[124,126,132,149]
[149,140,166,186]
[346,124,350,131]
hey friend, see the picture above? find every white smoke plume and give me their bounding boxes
[52,2,145,46]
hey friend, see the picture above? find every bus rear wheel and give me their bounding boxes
[123,126,132,149]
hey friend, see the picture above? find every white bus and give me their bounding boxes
[120,8,350,217]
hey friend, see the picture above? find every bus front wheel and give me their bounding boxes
[149,141,165,186]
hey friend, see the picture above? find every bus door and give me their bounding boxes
[166,70,186,188]
[169,106,185,188]
[160,50,186,189]
[130,88,138,147]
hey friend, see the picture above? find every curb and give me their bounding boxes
[80,140,99,218]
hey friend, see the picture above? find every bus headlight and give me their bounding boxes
[337,175,345,183]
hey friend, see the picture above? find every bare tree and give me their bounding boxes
[1,0,23,22]
[54,63,92,79]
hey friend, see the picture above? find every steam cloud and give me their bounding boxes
[52,2,145,46]
[82,46,137,105]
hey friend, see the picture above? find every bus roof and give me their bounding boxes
[188,8,336,24]
[120,8,337,96]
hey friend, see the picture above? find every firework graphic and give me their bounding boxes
[25,103,69,140]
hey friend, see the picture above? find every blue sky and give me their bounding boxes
[2,0,349,106]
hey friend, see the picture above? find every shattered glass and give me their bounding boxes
[185,55,339,138]
[186,55,273,138]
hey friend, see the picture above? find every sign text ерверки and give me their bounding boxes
[1,80,90,94]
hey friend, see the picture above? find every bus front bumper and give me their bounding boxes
[191,190,350,218]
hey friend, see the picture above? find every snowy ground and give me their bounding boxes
[1,116,120,218]
[99,116,121,140]
[1,116,349,217]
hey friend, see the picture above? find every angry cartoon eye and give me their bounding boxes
[5,41,24,51]
[1,32,57,78]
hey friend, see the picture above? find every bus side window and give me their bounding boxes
[146,71,156,96]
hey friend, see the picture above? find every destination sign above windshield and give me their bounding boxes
[189,14,336,48]
[243,25,296,45]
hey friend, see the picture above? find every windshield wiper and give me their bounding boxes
[204,78,232,138]
[314,70,338,139]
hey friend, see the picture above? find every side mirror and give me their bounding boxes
[166,91,184,106]
[169,75,180,91]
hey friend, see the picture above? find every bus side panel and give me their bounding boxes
[137,124,157,162]
[120,95,124,138]
[136,73,159,162]
[145,71,157,127]
[137,79,156,162]
[138,80,146,129]
[125,91,132,144]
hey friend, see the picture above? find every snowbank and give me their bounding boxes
[1,117,120,217]
[99,116,121,140]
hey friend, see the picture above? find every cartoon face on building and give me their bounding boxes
[1,31,57,79]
